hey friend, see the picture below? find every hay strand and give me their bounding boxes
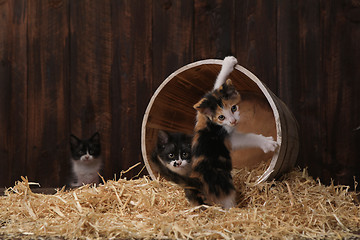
[0,166,359,239]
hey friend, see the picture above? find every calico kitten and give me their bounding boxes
[151,130,193,178]
[69,132,102,188]
[197,56,278,153]
[186,79,240,208]
[154,56,278,209]
[189,56,278,208]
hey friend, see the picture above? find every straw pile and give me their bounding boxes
[0,164,359,239]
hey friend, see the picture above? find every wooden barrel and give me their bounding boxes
[141,59,299,183]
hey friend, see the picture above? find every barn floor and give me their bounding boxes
[0,167,359,239]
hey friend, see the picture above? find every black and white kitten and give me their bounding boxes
[151,130,193,177]
[69,132,102,188]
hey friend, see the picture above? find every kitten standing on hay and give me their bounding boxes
[153,57,278,209]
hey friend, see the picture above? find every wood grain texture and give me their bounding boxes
[318,0,360,186]
[110,0,153,178]
[153,0,194,82]
[69,0,112,180]
[0,0,359,187]
[194,0,234,59]
[27,0,70,187]
[234,0,277,92]
[0,0,28,186]
[277,0,324,182]
[277,0,360,186]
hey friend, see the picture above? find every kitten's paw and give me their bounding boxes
[223,56,238,69]
[260,136,279,153]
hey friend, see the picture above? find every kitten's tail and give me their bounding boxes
[213,56,238,90]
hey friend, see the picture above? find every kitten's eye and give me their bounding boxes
[218,115,225,121]
[231,105,237,113]
[168,153,175,159]
[89,150,94,154]
[182,152,189,158]
[78,151,84,155]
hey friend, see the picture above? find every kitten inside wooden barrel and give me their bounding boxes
[69,132,102,188]
[152,56,278,209]
[151,130,193,178]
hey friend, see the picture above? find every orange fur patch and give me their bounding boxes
[194,113,208,132]
[193,98,207,110]
[212,95,242,125]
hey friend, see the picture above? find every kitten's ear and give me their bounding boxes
[225,79,233,86]
[193,98,213,116]
[157,130,169,146]
[70,134,80,147]
[220,79,239,99]
[217,79,233,92]
[90,132,100,143]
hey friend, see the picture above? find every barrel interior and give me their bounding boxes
[144,63,277,180]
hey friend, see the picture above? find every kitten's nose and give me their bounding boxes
[174,160,182,167]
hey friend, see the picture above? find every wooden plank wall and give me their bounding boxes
[0,0,359,188]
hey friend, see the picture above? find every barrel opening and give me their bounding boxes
[141,60,299,184]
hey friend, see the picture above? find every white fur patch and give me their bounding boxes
[205,189,236,209]
[214,56,238,90]
[220,108,240,131]
[70,156,102,187]
[219,190,236,209]
[230,132,279,152]
[158,156,191,176]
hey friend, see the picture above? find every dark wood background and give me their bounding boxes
[0,0,359,188]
